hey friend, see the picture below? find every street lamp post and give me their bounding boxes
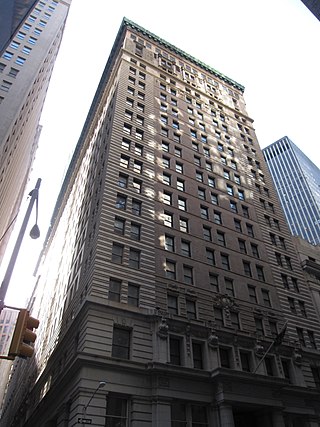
[0,178,41,313]
[82,381,107,419]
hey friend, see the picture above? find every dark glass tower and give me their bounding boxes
[263,136,320,245]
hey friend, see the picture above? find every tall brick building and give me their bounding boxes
[2,18,320,427]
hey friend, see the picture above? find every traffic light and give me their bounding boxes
[8,309,39,359]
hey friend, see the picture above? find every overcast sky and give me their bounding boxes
[3,0,320,306]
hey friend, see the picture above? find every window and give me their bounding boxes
[205,161,213,172]
[238,190,245,201]
[227,184,233,196]
[169,337,181,365]
[192,342,203,369]
[211,192,218,205]
[116,194,127,210]
[308,331,317,349]
[255,317,264,336]
[206,249,215,265]
[120,154,129,168]
[112,327,130,359]
[122,137,130,150]
[106,394,127,426]
[221,253,230,270]
[234,175,241,185]
[128,283,139,307]
[178,197,186,211]
[171,402,187,426]
[133,160,143,174]
[269,320,278,337]
[256,265,265,281]
[240,351,251,372]
[208,176,215,188]
[186,299,196,319]
[275,252,283,266]
[22,46,32,55]
[270,233,277,245]
[130,222,141,240]
[161,127,169,138]
[200,205,208,219]
[234,219,242,232]
[281,274,289,289]
[168,294,178,315]
[281,359,291,381]
[213,211,222,225]
[224,170,230,180]
[10,41,20,49]
[238,239,247,254]
[163,173,171,186]
[165,260,176,279]
[296,328,306,346]
[219,347,231,368]
[203,226,212,241]
[225,278,234,297]
[246,223,254,237]
[114,217,125,235]
[285,257,292,270]
[251,243,259,258]
[162,156,170,168]
[179,217,188,232]
[288,297,296,314]
[177,179,185,191]
[248,285,257,303]
[111,243,123,264]
[176,162,183,174]
[15,56,26,65]
[241,205,249,218]
[217,231,226,246]
[298,300,307,317]
[183,265,193,285]
[174,147,182,157]
[172,120,179,129]
[209,274,219,292]
[165,234,175,252]
[135,143,143,155]
[243,261,251,277]
[230,200,237,213]
[109,278,121,302]
[163,191,172,205]
[291,277,299,293]
[215,307,224,326]
[0,80,12,92]
[181,240,191,257]
[198,187,206,200]
[132,199,142,216]
[129,248,140,268]
[135,128,144,140]
[132,178,142,193]
[196,171,203,182]
[194,156,201,166]
[261,289,271,307]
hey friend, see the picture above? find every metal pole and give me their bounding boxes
[0,178,41,312]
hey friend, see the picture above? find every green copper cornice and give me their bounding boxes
[122,17,245,92]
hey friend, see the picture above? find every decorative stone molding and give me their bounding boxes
[254,339,265,357]
[208,329,219,348]
[157,317,169,339]
[292,347,302,366]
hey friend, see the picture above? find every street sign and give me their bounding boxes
[78,418,92,424]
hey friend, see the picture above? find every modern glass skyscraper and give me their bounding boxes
[263,136,320,245]
[2,19,320,427]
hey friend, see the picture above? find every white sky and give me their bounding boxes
[2,0,320,307]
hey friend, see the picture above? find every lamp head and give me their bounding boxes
[99,381,107,388]
[30,224,40,239]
